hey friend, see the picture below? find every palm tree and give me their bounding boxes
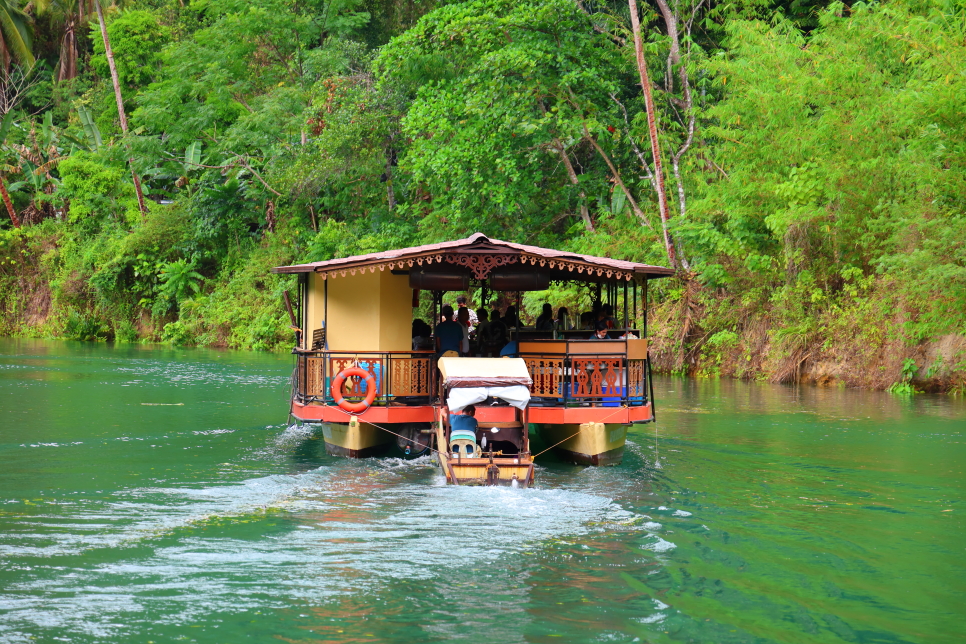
[33,0,91,82]
[0,0,34,73]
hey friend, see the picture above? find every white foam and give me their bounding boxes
[641,536,677,553]
[637,613,665,624]
[672,510,692,517]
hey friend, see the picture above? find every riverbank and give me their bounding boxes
[648,276,966,393]
[2,224,963,393]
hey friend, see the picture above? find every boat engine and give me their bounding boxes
[394,423,432,458]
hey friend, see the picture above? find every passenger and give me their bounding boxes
[456,295,478,332]
[599,303,617,329]
[456,306,471,354]
[440,304,454,323]
[474,309,490,355]
[435,305,464,355]
[590,319,610,340]
[580,311,595,330]
[412,319,433,350]
[504,305,519,329]
[480,309,508,357]
[450,404,478,432]
[555,307,572,331]
[535,303,554,331]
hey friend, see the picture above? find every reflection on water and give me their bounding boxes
[0,340,963,643]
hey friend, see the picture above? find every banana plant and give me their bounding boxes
[8,112,66,223]
[77,106,103,152]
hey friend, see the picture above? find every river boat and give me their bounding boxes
[272,233,673,486]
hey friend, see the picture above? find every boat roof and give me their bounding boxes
[271,232,674,283]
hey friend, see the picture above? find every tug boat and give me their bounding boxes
[272,233,672,485]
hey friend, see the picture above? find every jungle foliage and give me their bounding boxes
[0,0,963,388]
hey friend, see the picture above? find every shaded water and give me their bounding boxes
[1,339,963,643]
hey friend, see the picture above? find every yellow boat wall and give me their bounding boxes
[538,422,628,466]
[305,270,413,352]
[321,417,395,458]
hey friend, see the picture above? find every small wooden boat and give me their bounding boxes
[435,356,535,487]
[272,233,672,484]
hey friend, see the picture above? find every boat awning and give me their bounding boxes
[438,357,533,388]
[271,232,673,283]
[447,386,530,411]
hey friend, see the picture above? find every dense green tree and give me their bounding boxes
[683,0,966,335]
[377,0,644,244]
[0,0,34,69]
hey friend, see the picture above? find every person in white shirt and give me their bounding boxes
[456,295,478,332]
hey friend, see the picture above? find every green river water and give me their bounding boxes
[1,339,963,643]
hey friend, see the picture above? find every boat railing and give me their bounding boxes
[294,349,437,407]
[519,338,650,407]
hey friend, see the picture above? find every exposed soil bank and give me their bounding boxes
[647,278,966,394]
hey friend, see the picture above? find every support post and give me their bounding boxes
[643,277,649,338]
[633,281,638,331]
[623,281,629,329]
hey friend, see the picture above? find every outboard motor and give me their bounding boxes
[394,424,431,458]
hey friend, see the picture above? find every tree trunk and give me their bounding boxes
[627,0,677,270]
[57,20,78,83]
[654,0,694,271]
[1,176,21,228]
[553,139,593,232]
[95,1,147,217]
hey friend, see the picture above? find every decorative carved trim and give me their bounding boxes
[314,250,635,281]
[520,254,631,281]
[318,253,444,280]
[443,252,518,280]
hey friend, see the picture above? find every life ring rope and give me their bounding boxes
[331,366,377,413]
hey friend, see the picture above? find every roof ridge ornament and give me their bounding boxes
[444,251,518,280]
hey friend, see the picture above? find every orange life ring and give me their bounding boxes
[331,366,377,413]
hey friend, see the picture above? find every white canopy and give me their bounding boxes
[447,385,531,412]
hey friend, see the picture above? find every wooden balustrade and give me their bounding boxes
[293,343,648,409]
[296,351,435,404]
[520,338,650,406]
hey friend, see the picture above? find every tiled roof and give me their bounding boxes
[272,232,673,279]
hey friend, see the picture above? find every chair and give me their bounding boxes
[311,328,325,350]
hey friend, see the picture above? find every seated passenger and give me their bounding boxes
[480,310,508,357]
[435,305,464,355]
[412,319,434,350]
[535,302,554,331]
[449,404,478,432]
[473,309,490,356]
[555,307,572,332]
[449,405,480,458]
[590,320,610,339]
[599,303,617,329]
[504,305,519,329]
